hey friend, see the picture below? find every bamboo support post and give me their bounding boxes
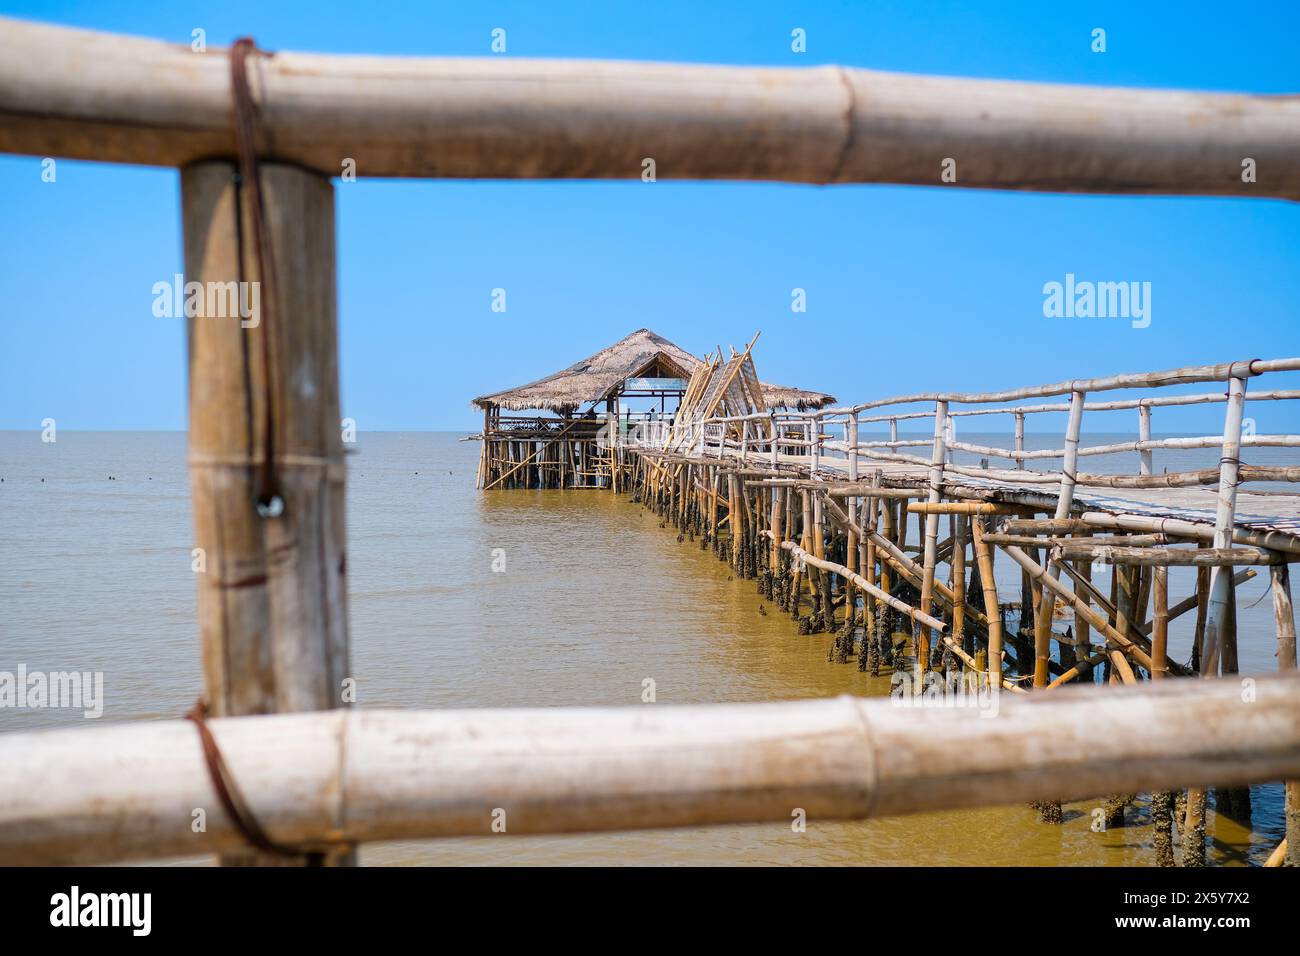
[182,160,352,866]
[1272,562,1300,867]
[1203,374,1249,675]
[917,401,949,671]
[1033,390,1084,689]
[971,518,1004,688]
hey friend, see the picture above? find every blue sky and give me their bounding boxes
[1,0,1297,431]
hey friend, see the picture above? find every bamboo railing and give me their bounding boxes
[4,673,1298,867]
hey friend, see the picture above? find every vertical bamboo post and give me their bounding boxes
[1151,566,1169,679]
[952,515,967,661]
[183,160,352,866]
[917,400,949,672]
[1014,412,1026,470]
[1202,375,1248,676]
[863,482,879,655]
[1033,390,1084,688]
[846,412,860,620]
[876,494,894,651]
[1150,564,1174,865]
[769,488,783,571]
[1138,403,1153,476]
[769,411,779,470]
[971,518,1002,687]
[1075,556,1092,663]
[810,415,822,475]
[1270,562,1300,866]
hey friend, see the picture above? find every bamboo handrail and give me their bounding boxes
[3,18,1300,198]
[4,673,1298,866]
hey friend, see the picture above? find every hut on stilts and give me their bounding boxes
[471,328,835,490]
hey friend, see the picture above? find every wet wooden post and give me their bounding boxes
[182,160,353,866]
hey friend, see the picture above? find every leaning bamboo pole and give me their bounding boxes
[765,534,947,634]
[1000,544,1156,672]
[4,673,1299,867]
[4,18,1300,198]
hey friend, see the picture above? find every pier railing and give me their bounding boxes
[4,17,1299,866]
[690,357,1300,493]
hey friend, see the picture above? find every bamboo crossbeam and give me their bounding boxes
[3,18,1300,197]
[1051,544,1278,567]
[983,532,1172,549]
[1078,512,1300,556]
[906,502,1024,515]
[4,674,1299,866]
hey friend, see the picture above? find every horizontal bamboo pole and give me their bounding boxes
[4,674,1299,866]
[906,502,1026,515]
[1051,544,1279,567]
[984,532,1173,549]
[946,433,1300,463]
[3,18,1300,197]
[1078,512,1300,556]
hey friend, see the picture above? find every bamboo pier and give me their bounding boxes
[477,336,1300,865]
[3,17,1299,867]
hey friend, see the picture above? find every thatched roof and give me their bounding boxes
[472,329,835,413]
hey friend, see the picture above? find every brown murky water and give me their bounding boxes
[0,431,1287,864]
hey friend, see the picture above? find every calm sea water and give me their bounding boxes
[0,430,1292,865]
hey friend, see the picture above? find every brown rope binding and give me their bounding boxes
[229,37,283,518]
[185,699,325,865]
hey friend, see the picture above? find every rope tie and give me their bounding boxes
[185,699,325,865]
[230,37,283,518]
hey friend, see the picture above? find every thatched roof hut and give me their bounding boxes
[472,329,835,414]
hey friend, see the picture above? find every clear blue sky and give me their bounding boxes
[1,0,1298,431]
